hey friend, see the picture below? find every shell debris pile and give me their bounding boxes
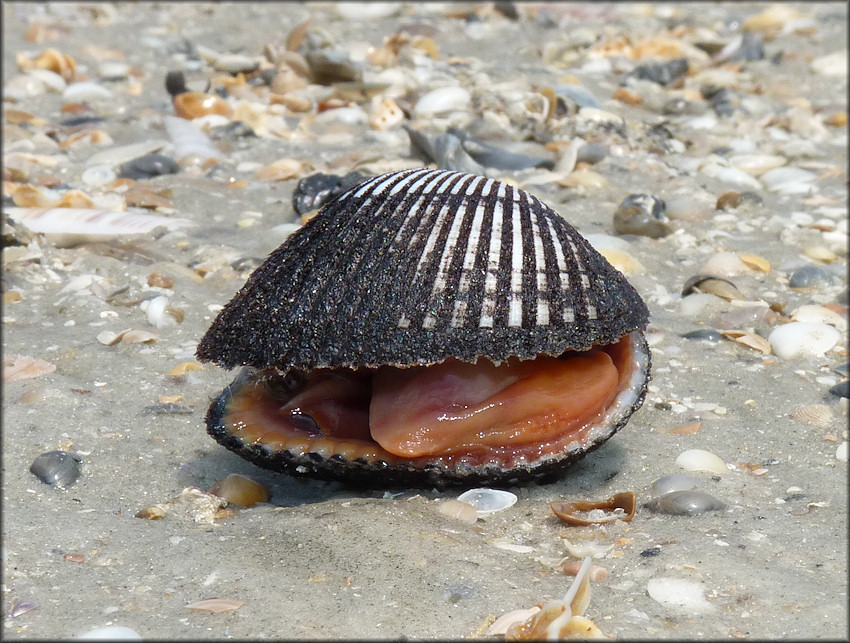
[1,3,847,641]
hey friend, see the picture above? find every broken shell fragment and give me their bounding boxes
[681,274,746,301]
[457,488,517,515]
[551,491,636,525]
[505,557,609,640]
[196,169,651,486]
[186,598,244,613]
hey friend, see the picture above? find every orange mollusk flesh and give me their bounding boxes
[219,333,641,471]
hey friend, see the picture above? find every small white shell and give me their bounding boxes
[760,167,817,192]
[456,488,517,515]
[6,207,195,238]
[675,449,728,475]
[163,116,220,161]
[413,86,471,116]
[727,154,786,177]
[438,499,478,524]
[63,81,114,102]
[790,305,847,332]
[698,251,749,277]
[646,578,715,614]
[143,296,171,329]
[768,322,841,359]
[75,626,141,640]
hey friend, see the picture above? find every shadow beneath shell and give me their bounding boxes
[179,436,631,509]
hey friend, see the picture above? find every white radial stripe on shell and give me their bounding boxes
[350,170,424,216]
[408,173,464,278]
[390,174,441,247]
[545,217,574,323]
[528,200,549,327]
[388,168,432,195]
[508,192,524,328]
[424,175,482,328]
[450,193,489,327]
[479,182,506,328]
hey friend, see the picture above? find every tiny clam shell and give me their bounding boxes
[768,322,841,359]
[646,578,714,614]
[682,274,746,301]
[30,450,82,487]
[788,404,835,427]
[207,473,270,507]
[438,498,478,524]
[551,491,636,525]
[457,488,517,515]
[739,253,771,273]
[650,473,701,496]
[643,490,727,516]
[10,599,38,617]
[675,448,728,475]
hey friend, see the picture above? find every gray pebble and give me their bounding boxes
[789,264,834,289]
[576,143,608,165]
[650,473,702,497]
[681,328,723,342]
[30,451,82,488]
[119,153,179,180]
[643,490,727,516]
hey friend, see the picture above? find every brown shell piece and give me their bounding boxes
[551,491,636,525]
[173,92,233,120]
[682,274,746,301]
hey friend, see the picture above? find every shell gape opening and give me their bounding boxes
[217,333,640,468]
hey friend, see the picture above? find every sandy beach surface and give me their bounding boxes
[2,3,847,639]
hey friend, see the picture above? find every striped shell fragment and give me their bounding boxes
[196,168,651,486]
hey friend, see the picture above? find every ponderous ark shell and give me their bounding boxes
[196,168,651,486]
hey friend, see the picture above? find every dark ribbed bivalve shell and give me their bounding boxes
[197,168,648,370]
[197,168,651,486]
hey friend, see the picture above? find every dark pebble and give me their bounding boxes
[493,1,519,20]
[628,58,689,86]
[165,70,188,97]
[829,380,849,398]
[576,143,608,165]
[681,328,723,342]
[789,264,834,289]
[292,171,369,215]
[210,121,256,139]
[58,115,106,128]
[735,32,765,61]
[640,547,662,557]
[119,153,179,180]
[709,88,739,116]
